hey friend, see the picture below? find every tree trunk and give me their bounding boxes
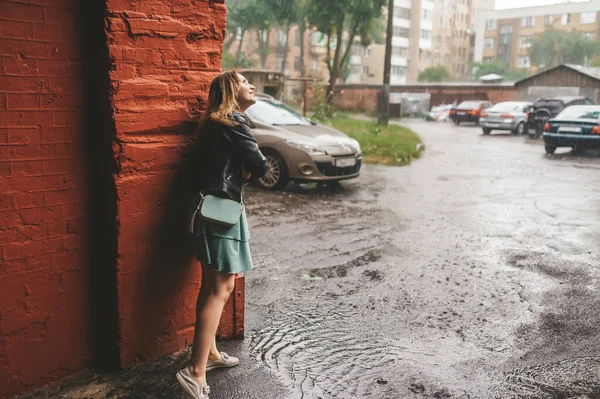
[258,30,271,68]
[280,21,291,74]
[224,32,237,52]
[326,15,346,112]
[235,29,246,66]
[299,20,306,77]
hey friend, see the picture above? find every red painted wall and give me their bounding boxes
[103,0,230,366]
[0,0,92,396]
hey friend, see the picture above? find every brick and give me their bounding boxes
[108,32,134,46]
[19,236,64,257]
[60,202,83,220]
[0,142,47,160]
[2,175,59,193]
[11,160,43,175]
[0,38,47,58]
[6,94,40,110]
[0,75,48,92]
[116,78,169,98]
[46,42,77,59]
[0,210,22,229]
[3,243,25,260]
[67,61,83,77]
[0,20,33,40]
[0,194,12,211]
[0,128,7,143]
[0,2,45,23]
[3,55,38,76]
[45,189,76,205]
[58,173,79,189]
[37,59,68,76]
[42,158,73,174]
[41,93,70,110]
[111,63,137,80]
[33,23,69,43]
[47,220,66,237]
[0,161,10,175]
[1,111,53,127]
[107,17,128,32]
[19,206,60,224]
[13,192,45,209]
[48,77,78,95]
[8,127,41,143]
[62,234,81,250]
[52,111,78,127]
[0,94,6,109]
[43,6,75,25]
[41,126,75,143]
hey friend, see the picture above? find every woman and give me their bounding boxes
[177,71,268,399]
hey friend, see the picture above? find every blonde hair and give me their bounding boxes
[202,70,240,127]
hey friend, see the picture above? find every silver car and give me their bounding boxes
[245,96,362,190]
[479,101,533,135]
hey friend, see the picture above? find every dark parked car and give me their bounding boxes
[449,100,493,125]
[526,96,595,139]
[542,105,600,154]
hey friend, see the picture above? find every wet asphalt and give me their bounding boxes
[18,119,600,399]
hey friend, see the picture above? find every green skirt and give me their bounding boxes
[194,207,253,274]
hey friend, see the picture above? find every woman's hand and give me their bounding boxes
[242,164,252,181]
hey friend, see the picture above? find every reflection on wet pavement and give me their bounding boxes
[243,120,600,398]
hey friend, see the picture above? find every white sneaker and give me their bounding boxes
[176,367,210,399]
[206,352,240,372]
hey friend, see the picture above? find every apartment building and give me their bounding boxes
[474,1,600,71]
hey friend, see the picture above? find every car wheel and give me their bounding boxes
[544,144,556,155]
[513,122,525,135]
[482,128,491,135]
[256,149,289,190]
[455,120,460,126]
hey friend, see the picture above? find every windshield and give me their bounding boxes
[488,102,522,113]
[457,101,481,110]
[555,106,600,121]
[246,100,311,126]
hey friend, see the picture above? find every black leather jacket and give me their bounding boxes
[193,112,267,203]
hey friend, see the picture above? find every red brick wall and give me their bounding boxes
[0,0,91,396]
[103,0,230,366]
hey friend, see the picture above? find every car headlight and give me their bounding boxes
[349,138,361,152]
[284,139,327,155]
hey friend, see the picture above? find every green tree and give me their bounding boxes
[470,60,529,81]
[264,0,301,74]
[590,56,600,67]
[528,28,600,68]
[304,0,386,111]
[225,0,275,68]
[417,66,451,82]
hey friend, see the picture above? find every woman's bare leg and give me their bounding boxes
[188,264,236,387]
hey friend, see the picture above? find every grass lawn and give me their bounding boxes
[323,116,423,166]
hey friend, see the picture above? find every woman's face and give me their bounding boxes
[237,74,256,111]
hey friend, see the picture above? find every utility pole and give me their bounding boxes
[378,0,394,125]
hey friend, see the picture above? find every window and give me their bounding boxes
[392,46,402,56]
[444,54,450,63]
[421,29,431,40]
[364,47,371,57]
[421,9,431,20]
[394,7,411,19]
[484,38,495,49]
[435,53,440,63]
[520,36,533,48]
[400,47,408,56]
[294,56,301,71]
[425,52,431,62]
[311,55,319,71]
[485,19,497,30]
[483,56,494,64]
[521,16,535,27]
[584,32,595,40]
[446,37,451,46]
[311,32,325,46]
[561,13,571,25]
[236,27,243,41]
[544,15,553,26]
[362,66,369,76]
[500,25,513,34]
[436,35,442,46]
[391,66,407,76]
[580,12,596,24]
[517,56,531,68]
[393,27,410,37]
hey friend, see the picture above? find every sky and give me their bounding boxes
[496,0,591,9]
